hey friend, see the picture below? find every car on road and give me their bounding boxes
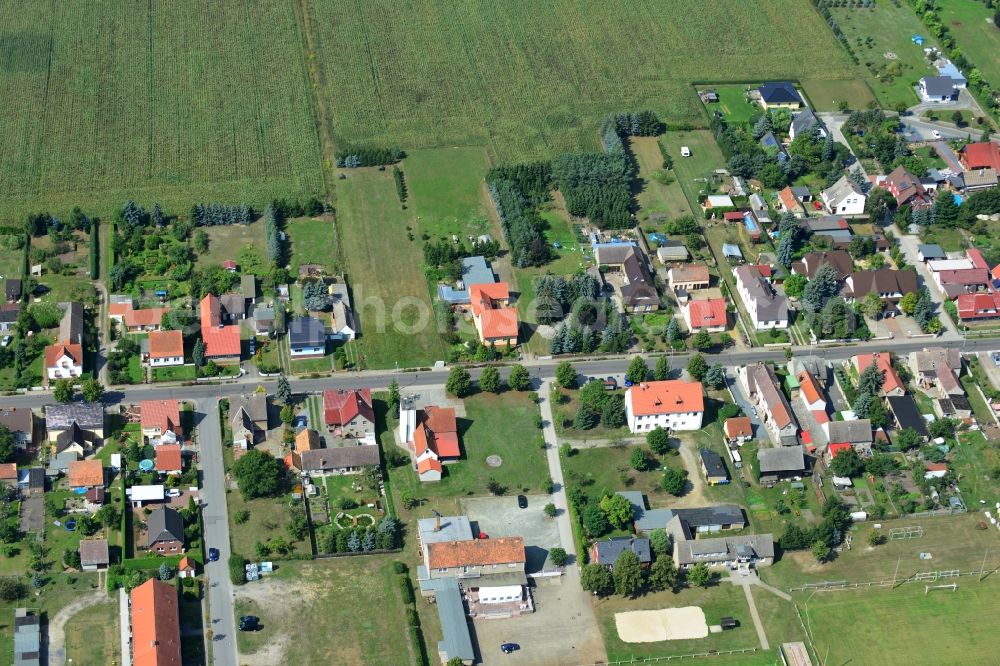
[239,616,260,632]
[932,130,942,139]
[208,547,220,562]
[517,495,528,509]
[501,643,521,654]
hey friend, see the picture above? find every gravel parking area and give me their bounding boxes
[461,495,560,573]
[19,495,43,533]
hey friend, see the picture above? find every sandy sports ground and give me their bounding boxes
[615,606,709,643]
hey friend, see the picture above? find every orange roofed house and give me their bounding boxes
[68,459,104,490]
[199,294,241,363]
[399,399,460,482]
[851,353,905,396]
[625,380,704,433]
[43,341,83,387]
[145,330,184,367]
[424,536,526,580]
[470,283,518,347]
[131,578,182,666]
[681,298,729,333]
[140,400,182,442]
[958,141,1000,192]
[155,444,183,475]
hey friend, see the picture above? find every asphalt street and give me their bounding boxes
[196,399,238,666]
[3,336,999,410]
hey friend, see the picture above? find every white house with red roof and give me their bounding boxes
[796,370,827,412]
[956,291,1000,322]
[140,400,182,442]
[625,380,704,433]
[323,389,376,443]
[680,298,728,332]
[146,330,184,367]
[44,342,83,386]
[399,398,461,482]
[199,294,241,363]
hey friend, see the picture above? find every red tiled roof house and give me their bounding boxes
[625,380,705,434]
[470,283,518,347]
[323,389,376,443]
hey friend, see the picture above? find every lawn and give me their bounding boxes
[661,130,729,216]
[632,136,692,222]
[552,387,631,442]
[287,217,338,275]
[405,147,494,237]
[194,220,269,272]
[289,354,333,376]
[828,3,939,110]
[0,1,323,221]
[937,1,1000,86]
[389,391,550,508]
[801,578,1000,665]
[335,167,447,369]
[562,445,674,507]
[953,431,1000,501]
[762,512,1000,590]
[227,491,312,560]
[712,85,760,124]
[595,582,761,662]
[920,225,966,252]
[152,365,197,383]
[64,596,120,666]
[800,78,876,112]
[0,237,23,278]
[307,0,855,162]
[234,557,414,665]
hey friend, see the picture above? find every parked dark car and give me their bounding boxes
[239,616,260,632]
[517,495,528,509]
[501,643,521,654]
[208,548,220,562]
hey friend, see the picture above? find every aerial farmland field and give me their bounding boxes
[0,1,323,221]
[306,0,858,162]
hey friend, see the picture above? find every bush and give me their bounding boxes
[393,561,408,575]
[229,554,247,586]
[233,509,250,525]
[549,547,568,567]
[399,575,415,604]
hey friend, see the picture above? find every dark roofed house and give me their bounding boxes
[843,269,918,315]
[219,293,246,321]
[790,108,824,140]
[918,244,946,262]
[147,506,185,554]
[14,608,40,666]
[299,446,381,476]
[0,407,33,449]
[288,316,327,358]
[700,449,728,485]
[757,82,803,109]
[591,536,652,567]
[5,278,21,303]
[886,395,930,440]
[675,533,775,569]
[757,445,807,484]
[79,538,109,570]
[58,302,83,345]
[791,250,853,281]
[0,304,18,332]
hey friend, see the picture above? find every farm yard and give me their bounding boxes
[306,0,857,162]
[0,0,323,221]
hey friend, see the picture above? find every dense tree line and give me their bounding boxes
[486,163,553,267]
[335,144,405,168]
[602,111,664,138]
[423,236,500,281]
[190,202,253,227]
[533,272,602,324]
[551,152,632,229]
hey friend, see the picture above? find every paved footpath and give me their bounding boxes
[118,586,131,666]
[741,584,770,650]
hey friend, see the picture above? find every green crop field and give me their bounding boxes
[938,1,1000,85]
[306,0,856,162]
[0,1,323,222]
[801,580,1000,665]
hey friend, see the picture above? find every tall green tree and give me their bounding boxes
[581,562,613,596]
[232,449,284,500]
[81,378,104,403]
[626,356,648,384]
[647,555,678,592]
[613,550,644,597]
[192,339,205,368]
[508,364,532,391]
[599,494,634,530]
[691,330,712,351]
[647,427,671,455]
[687,354,708,381]
[555,361,577,389]
[478,366,502,393]
[445,366,472,397]
[686,562,712,587]
[654,355,670,381]
[0,425,15,464]
[53,379,74,403]
[276,374,292,405]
